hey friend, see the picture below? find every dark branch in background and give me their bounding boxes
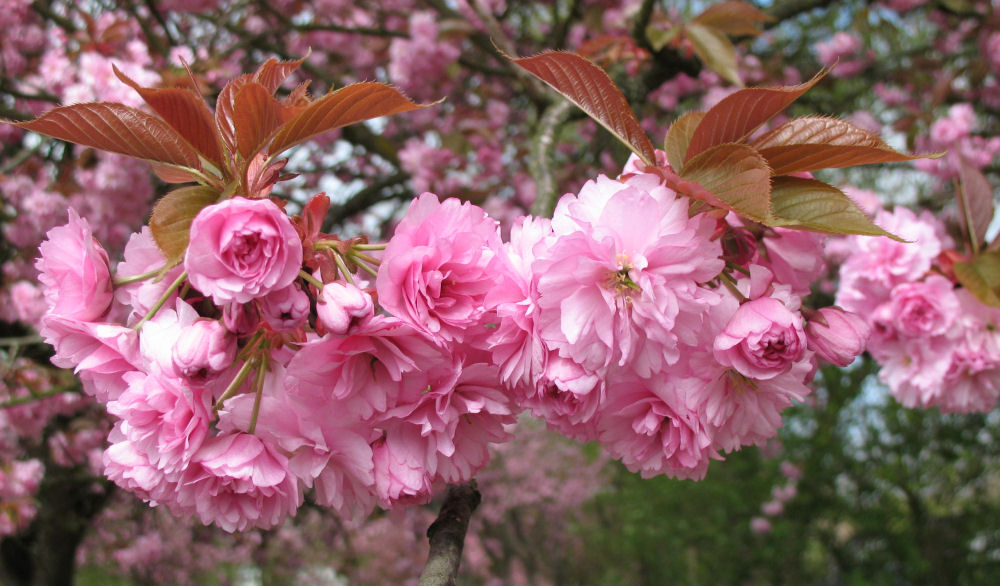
[322,172,411,232]
[418,480,482,586]
[529,100,574,219]
[630,0,656,50]
[759,0,836,23]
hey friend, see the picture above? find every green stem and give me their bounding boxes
[348,251,382,266]
[718,271,747,303]
[299,270,325,290]
[132,271,188,331]
[332,252,357,286]
[351,243,387,251]
[214,357,256,413]
[247,357,268,434]
[113,266,168,286]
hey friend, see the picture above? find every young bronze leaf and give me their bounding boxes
[215,73,253,158]
[152,163,206,184]
[680,143,773,222]
[509,51,656,166]
[267,82,428,157]
[751,116,928,175]
[233,82,286,159]
[113,65,223,167]
[685,68,830,162]
[769,176,902,239]
[685,23,742,87]
[149,185,221,263]
[956,159,995,249]
[664,112,704,171]
[954,251,1000,308]
[253,56,307,94]
[13,103,201,169]
[691,1,774,37]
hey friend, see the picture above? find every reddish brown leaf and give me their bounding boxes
[680,143,773,222]
[149,185,221,263]
[691,1,774,37]
[253,56,307,94]
[152,163,205,184]
[268,82,428,157]
[664,112,704,171]
[113,65,223,167]
[215,73,254,158]
[13,103,201,169]
[685,23,742,87]
[233,82,286,160]
[685,68,830,162]
[509,51,656,166]
[750,116,928,175]
[956,159,995,249]
[769,176,901,239]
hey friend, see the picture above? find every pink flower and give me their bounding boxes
[714,298,807,380]
[35,209,113,321]
[218,364,376,520]
[39,317,140,401]
[115,227,183,323]
[376,193,504,343]
[260,284,310,332]
[806,306,871,367]
[888,275,959,337]
[172,319,236,384]
[371,432,435,509]
[535,174,723,378]
[185,197,303,304]
[750,517,772,534]
[595,375,718,480]
[108,371,212,475]
[176,432,302,532]
[317,282,374,335]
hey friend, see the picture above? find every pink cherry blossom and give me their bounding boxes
[175,432,302,532]
[260,284,310,332]
[172,319,236,384]
[107,371,212,475]
[317,281,374,335]
[713,297,807,381]
[806,306,871,367]
[35,209,113,322]
[376,192,504,344]
[39,317,140,401]
[185,197,303,305]
[887,275,959,338]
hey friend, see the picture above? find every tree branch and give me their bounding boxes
[529,100,574,219]
[418,480,482,586]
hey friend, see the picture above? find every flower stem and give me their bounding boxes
[351,243,387,251]
[299,270,325,291]
[132,271,188,331]
[113,266,168,286]
[247,357,268,434]
[214,357,256,413]
[332,251,357,286]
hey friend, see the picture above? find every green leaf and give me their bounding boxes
[646,24,682,52]
[685,68,829,162]
[267,82,429,158]
[751,116,931,176]
[680,143,773,222]
[149,186,221,263]
[769,176,902,239]
[685,23,742,87]
[508,50,656,166]
[664,112,704,171]
[954,251,1000,308]
[12,103,201,169]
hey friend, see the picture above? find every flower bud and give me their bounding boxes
[261,285,310,332]
[172,319,236,383]
[317,282,374,335]
[805,306,871,367]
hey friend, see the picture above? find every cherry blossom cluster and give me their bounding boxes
[33,147,875,532]
[835,206,1000,412]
